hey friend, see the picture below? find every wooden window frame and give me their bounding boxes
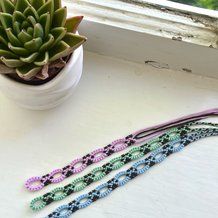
[63,0,218,78]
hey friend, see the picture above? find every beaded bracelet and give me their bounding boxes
[25,109,218,191]
[30,122,217,211]
[30,125,188,211]
[46,127,218,218]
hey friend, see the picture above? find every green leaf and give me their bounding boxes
[15,0,30,12]
[16,64,42,80]
[52,7,67,27]
[53,0,62,11]
[65,16,83,33]
[63,33,87,49]
[49,34,87,62]
[0,0,14,14]
[27,16,37,26]
[20,52,39,63]
[34,52,49,66]
[13,11,26,24]
[51,27,67,46]
[5,28,22,47]
[37,0,54,20]
[24,6,39,20]
[24,37,43,52]
[21,21,30,29]
[30,0,45,11]
[33,23,44,39]
[1,56,25,68]
[39,34,54,52]
[27,27,34,36]
[13,21,21,35]
[49,40,70,62]
[0,26,8,46]
[18,30,32,44]
[8,43,30,56]
[39,13,51,37]
[0,12,13,29]
[0,44,18,58]
[0,49,17,58]
[0,63,16,74]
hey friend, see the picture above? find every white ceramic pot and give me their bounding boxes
[0,45,83,110]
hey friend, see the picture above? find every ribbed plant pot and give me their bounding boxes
[0,45,83,110]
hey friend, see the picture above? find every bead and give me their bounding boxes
[129,147,144,160]
[114,171,130,186]
[50,169,66,183]
[167,128,180,140]
[90,148,107,163]
[170,140,185,152]
[132,160,149,174]
[71,177,87,192]
[25,176,44,191]
[151,148,166,163]
[146,138,161,151]
[30,196,46,211]
[75,194,92,209]
[91,167,106,182]
[111,139,127,152]
[52,187,67,201]
[71,158,87,174]
[110,156,124,170]
[64,184,74,195]
[96,183,112,198]
[55,205,72,218]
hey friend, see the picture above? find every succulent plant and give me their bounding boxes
[0,0,86,81]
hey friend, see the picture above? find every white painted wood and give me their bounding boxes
[0,51,218,218]
[64,0,218,78]
[131,0,218,17]
[78,21,218,78]
[64,0,218,47]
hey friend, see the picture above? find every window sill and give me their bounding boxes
[1,50,218,217]
[65,0,218,47]
[64,0,218,78]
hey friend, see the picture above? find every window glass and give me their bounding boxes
[169,0,218,10]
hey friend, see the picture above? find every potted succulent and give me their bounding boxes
[0,0,87,110]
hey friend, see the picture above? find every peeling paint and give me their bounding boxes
[172,36,183,41]
[121,0,218,29]
[145,60,169,69]
[160,29,196,43]
[182,68,192,73]
[120,0,218,47]
[67,0,218,78]
[69,0,218,49]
